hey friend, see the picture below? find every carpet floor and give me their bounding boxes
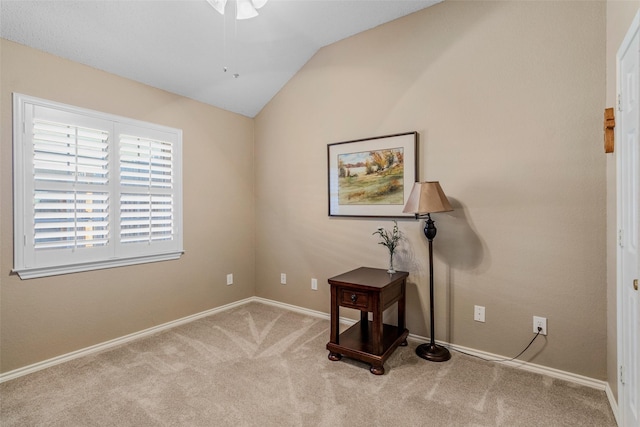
[0,302,616,426]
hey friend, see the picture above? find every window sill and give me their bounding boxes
[13,251,184,279]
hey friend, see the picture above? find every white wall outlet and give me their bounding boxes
[474,305,485,322]
[226,273,233,285]
[533,316,547,335]
[311,278,318,290]
[281,273,286,285]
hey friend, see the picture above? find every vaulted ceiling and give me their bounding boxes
[1,0,441,117]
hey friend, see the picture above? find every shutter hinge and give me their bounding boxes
[620,365,625,385]
[617,93,623,112]
[619,229,624,248]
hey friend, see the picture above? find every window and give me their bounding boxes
[13,94,183,279]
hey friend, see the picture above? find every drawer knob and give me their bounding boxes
[351,294,358,303]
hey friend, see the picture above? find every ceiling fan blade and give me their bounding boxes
[206,0,227,15]
[236,0,259,19]
[251,0,268,9]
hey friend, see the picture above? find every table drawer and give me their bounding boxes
[340,289,370,310]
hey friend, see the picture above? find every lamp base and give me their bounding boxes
[416,342,451,362]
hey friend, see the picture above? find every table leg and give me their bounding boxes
[328,352,342,361]
[372,299,382,355]
[370,364,385,375]
[398,279,408,346]
[330,285,339,345]
[360,310,368,338]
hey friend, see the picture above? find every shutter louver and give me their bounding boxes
[150,195,173,241]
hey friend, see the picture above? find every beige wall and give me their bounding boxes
[605,0,640,403]
[255,1,608,379]
[0,39,256,373]
[0,0,622,385]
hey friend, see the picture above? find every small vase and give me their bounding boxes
[388,253,396,274]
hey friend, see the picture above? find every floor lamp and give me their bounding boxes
[403,181,453,362]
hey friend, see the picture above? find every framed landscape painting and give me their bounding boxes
[327,132,418,217]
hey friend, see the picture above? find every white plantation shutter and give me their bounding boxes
[120,135,173,188]
[32,119,110,251]
[13,94,183,279]
[33,120,110,185]
[120,194,174,244]
[119,135,174,244]
[115,124,180,261]
[34,191,110,249]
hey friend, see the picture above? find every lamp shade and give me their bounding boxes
[402,181,453,215]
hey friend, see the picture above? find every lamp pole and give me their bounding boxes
[402,181,453,362]
[415,213,451,362]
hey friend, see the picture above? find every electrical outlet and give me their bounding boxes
[311,278,318,290]
[226,273,233,285]
[281,273,286,285]
[474,305,485,322]
[533,316,547,335]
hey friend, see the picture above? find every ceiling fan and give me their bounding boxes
[206,0,269,20]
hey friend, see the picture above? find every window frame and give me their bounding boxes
[13,93,184,279]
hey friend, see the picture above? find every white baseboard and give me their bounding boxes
[255,299,610,389]
[424,338,610,391]
[251,296,357,326]
[255,298,619,423]
[0,295,620,425]
[0,297,253,384]
[605,383,620,426]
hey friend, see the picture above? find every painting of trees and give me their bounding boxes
[337,147,404,205]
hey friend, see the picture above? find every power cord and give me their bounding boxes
[450,326,544,363]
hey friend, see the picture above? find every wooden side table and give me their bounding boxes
[326,267,409,375]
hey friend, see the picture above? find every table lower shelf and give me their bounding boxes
[326,320,409,375]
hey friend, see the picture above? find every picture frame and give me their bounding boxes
[327,131,418,217]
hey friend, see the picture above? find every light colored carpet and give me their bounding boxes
[1,302,616,426]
